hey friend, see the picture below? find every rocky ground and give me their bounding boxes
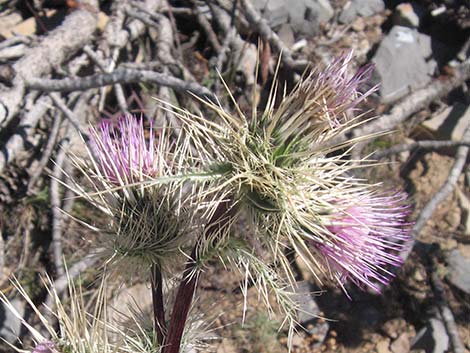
[0,0,469,353]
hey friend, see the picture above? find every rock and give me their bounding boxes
[445,205,461,229]
[383,318,407,340]
[456,188,470,235]
[394,3,421,28]
[376,340,392,353]
[0,298,25,343]
[390,332,410,353]
[294,282,329,340]
[108,283,152,324]
[446,245,470,294]
[216,338,238,353]
[237,43,258,86]
[339,0,385,24]
[0,11,22,37]
[351,17,366,32]
[278,23,295,48]
[372,26,436,103]
[410,317,449,353]
[252,0,333,34]
[252,0,289,28]
[288,0,334,35]
[421,103,470,142]
[291,333,304,347]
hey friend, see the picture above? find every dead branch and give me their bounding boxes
[82,46,129,115]
[411,125,470,238]
[373,140,470,159]
[50,139,70,278]
[240,0,309,72]
[0,1,98,127]
[27,113,62,194]
[0,95,51,173]
[0,229,4,283]
[189,0,222,53]
[430,270,465,353]
[104,0,163,49]
[26,68,217,102]
[49,93,89,139]
[208,0,240,72]
[347,60,470,144]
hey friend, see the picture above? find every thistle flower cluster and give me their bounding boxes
[67,115,199,274]
[172,52,410,293]
[4,51,411,353]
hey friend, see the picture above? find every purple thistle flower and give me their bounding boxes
[318,191,411,294]
[273,50,378,144]
[309,50,378,127]
[32,341,55,353]
[90,115,158,184]
[318,51,376,107]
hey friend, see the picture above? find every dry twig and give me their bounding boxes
[0,1,98,127]
[49,93,89,138]
[27,114,62,193]
[240,0,309,72]
[50,139,70,278]
[27,68,217,102]
[430,270,465,353]
[0,95,51,173]
[373,139,470,159]
[347,60,470,144]
[412,125,470,237]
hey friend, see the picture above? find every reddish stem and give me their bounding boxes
[163,202,230,353]
[151,263,166,346]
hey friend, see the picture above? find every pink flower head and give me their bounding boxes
[90,116,158,184]
[309,50,378,127]
[319,191,411,294]
[32,341,55,353]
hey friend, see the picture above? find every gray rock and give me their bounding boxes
[252,0,289,28]
[421,103,470,142]
[390,333,410,353]
[277,23,295,48]
[0,298,25,343]
[252,0,333,35]
[410,317,449,353]
[339,0,385,24]
[294,282,329,342]
[457,188,470,235]
[446,245,470,294]
[289,0,334,35]
[372,26,436,103]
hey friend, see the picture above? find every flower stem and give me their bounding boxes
[151,263,166,346]
[163,201,231,353]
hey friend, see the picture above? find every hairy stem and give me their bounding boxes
[151,263,166,346]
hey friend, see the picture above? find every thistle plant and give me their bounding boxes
[151,52,411,351]
[2,51,411,353]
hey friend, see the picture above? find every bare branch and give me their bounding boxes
[373,139,470,159]
[50,140,70,278]
[49,93,89,139]
[348,60,470,144]
[189,0,222,53]
[0,2,98,127]
[83,46,130,115]
[27,113,62,193]
[412,125,470,237]
[26,68,217,102]
[44,249,100,310]
[0,95,51,173]
[240,0,309,72]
